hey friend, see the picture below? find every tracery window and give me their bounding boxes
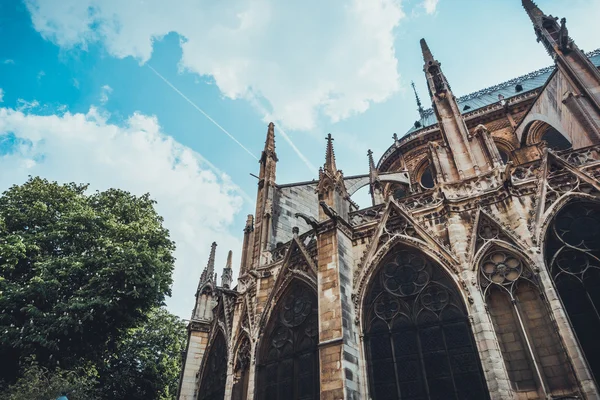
[481,248,576,397]
[232,335,251,400]
[256,282,319,400]
[364,248,488,400]
[198,331,227,400]
[545,201,600,386]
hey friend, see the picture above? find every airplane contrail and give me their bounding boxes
[147,64,258,161]
[274,125,318,173]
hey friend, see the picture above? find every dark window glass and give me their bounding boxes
[256,282,319,400]
[199,332,228,400]
[420,167,435,189]
[545,201,600,386]
[498,149,510,163]
[542,128,571,151]
[364,249,489,400]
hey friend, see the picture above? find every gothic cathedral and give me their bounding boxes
[178,1,600,399]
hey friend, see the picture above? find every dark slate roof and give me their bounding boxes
[406,49,600,135]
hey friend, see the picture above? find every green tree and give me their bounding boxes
[0,360,99,400]
[0,177,176,386]
[97,307,187,400]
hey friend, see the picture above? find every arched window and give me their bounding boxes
[256,282,319,400]
[545,201,600,386]
[232,335,251,400]
[542,127,571,151]
[364,248,488,400]
[481,248,577,397]
[198,331,228,400]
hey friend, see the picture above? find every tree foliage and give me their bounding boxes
[97,307,187,400]
[0,360,100,400]
[0,177,176,386]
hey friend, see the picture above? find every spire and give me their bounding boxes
[199,242,217,287]
[221,250,233,289]
[522,0,545,26]
[412,81,425,120]
[420,38,434,64]
[265,122,276,153]
[367,149,376,172]
[324,133,337,174]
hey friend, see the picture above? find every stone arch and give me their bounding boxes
[544,199,600,388]
[478,245,578,398]
[197,328,228,400]
[255,279,319,400]
[472,239,532,273]
[519,114,572,149]
[537,191,599,246]
[355,235,462,328]
[493,137,516,163]
[361,244,489,399]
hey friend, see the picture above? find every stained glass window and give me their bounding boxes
[364,249,489,400]
[256,282,319,400]
[198,332,227,400]
[546,201,600,386]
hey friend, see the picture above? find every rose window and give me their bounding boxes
[382,251,430,296]
[481,251,522,285]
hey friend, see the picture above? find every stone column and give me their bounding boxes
[317,223,362,400]
[178,321,211,400]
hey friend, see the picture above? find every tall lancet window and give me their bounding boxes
[545,201,600,386]
[256,281,319,400]
[198,331,228,400]
[364,247,488,400]
[480,247,576,398]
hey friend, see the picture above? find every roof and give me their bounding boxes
[406,49,600,135]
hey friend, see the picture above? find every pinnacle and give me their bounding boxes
[522,0,545,24]
[367,149,376,171]
[225,250,232,269]
[420,38,434,63]
[206,241,217,275]
[324,133,337,174]
[264,122,276,152]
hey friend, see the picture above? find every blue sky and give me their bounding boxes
[0,0,599,318]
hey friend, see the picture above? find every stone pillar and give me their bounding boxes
[464,269,515,399]
[178,322,211,400]
[317,223,362,400]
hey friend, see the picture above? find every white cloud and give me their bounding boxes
[423,0,439,14]
[37,70,46,81]
[3,59,15,65]
[99,84,112,104]
[73,78,80,89]
[0,89,3,103]
[0,104,245,318]
[24,0,404,131]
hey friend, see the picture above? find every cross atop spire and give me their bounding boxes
[324,133,337,174]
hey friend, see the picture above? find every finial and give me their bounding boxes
[411,81,426,120]
[292,226,299,237]
[420,38,434,63]
[324,133,337,173]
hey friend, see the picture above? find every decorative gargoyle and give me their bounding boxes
[319,201,339,222]
[294,212,320,230]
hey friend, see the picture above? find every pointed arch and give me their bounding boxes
[362,244,488,399]
[255,279,319,400]
[479,245,578,398]
[544,199,600,387]
[198,328,228,400]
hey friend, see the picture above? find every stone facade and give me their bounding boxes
[178,1,600,399]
